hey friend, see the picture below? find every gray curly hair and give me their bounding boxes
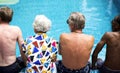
[33,15,51,32]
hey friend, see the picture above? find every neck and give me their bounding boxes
[72,30,82,33]
[34,30,46,33]
[0,22,9,25]
[35,31,46,35]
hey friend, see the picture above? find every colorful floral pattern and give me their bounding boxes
[22,33,58,73]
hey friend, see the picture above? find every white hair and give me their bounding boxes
[33,15,51,32]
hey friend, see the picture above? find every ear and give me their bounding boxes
[69,24,75,32]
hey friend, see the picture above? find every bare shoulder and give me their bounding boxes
[85,34,94,40]
[88,34,94,38]
[104,32,117,36]
[10,26,23,37]
[103,32,115,38]
[104,32,112,35]
[59,33,71,43]
[60,33,69,39]
[11,25,21,31]
[11,25,20,29]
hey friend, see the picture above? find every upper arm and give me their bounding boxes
[92,34,107,67]
[88,36,94,50]
[52,39,59,54]
[15,27,27,63]
[59,33,65,55]
[92,33,107,56]
[17,27,24,46]
[50,38,59,61]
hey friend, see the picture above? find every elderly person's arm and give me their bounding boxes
[17,27,27,66]
[92,33,106,69]
[51,40,58,62]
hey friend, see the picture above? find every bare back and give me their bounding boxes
[0,24,23,66]
[104,32,120,70]
[60,33,94,69]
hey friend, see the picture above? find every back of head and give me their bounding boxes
[67,12,85,30]
[111,15,120,32]
[0,6,13,23]
[33,15,51,33]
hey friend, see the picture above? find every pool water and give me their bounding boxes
[1,0,119,72]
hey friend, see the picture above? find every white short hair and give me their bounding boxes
[33,15,51,32]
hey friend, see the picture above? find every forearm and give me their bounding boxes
[20,45,27,66]
[92,55,97,68]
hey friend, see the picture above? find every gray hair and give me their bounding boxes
[67,12,85,29]
[33,15,51,32]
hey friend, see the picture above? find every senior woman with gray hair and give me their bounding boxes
[22,15,58,73]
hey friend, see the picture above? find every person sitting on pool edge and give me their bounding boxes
[57,12,94,73]
[92,15,120,73]
[0,6,26,73]
[22,15,58,73]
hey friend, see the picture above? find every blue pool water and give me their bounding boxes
[1,0,119,72]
